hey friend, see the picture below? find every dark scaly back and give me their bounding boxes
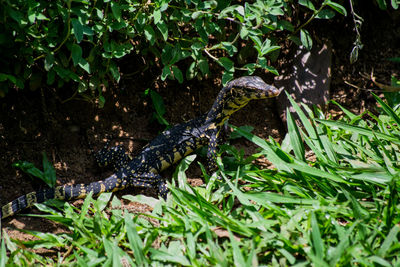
[0,76,279,220]
[205,76,280,129]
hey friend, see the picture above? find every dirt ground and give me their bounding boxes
[1,2,399,242]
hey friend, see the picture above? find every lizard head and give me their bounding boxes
[205,76,280,127]
[225,76,281,100]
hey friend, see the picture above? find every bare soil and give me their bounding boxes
[1,2,399,243]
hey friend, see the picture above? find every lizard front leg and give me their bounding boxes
[206,130,219,173]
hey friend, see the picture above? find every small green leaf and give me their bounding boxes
[109,60,120,82]
[144,25,156,45]
[42,152,56,188]
[277,20,295,32]
[299,0,316,11]
[391,0,399,9]
[150,89,169,126]
[300,29,313,50]
[198,59,209,75]
[171,65,183,83]
[44,54,55,71]
[156,21,168,41]
[71,18,83,43]
[71,43,83,66]
[161,65,172,81]
[0,235,8,265]
[218,57,234,71]
[79,59,91,74]
[315,9,336,19]
[13,161,44,180]
[222,71,234,85]
[150,89,166,116]
[231,125,254,139]
[264,65,279,75]
[260,39,281,56]
[153,9,162,24]
[326,1,347,16]
[110,2,121,21]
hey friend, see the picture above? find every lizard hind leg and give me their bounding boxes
[127,172,168,200]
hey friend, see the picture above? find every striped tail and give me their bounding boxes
[1,174,124,220]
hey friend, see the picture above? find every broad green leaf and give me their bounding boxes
[300,29,312,50]
[149,89,166,116]
[153,9,162,24]
[299,0,316,11]
[156,21,168,41]
[222,71,234,85]
[124,213,147,266]
[109,60,120,82]
[71,43,83,66]
[161,65,172,81]
[79,59,91,74]
[198,59,209,75]
[218,57,234,71]
[71,18,83,43]
[316,9,336,19]
[326,1,347,16]
[44,54,55,71]
[110,1,121,21]
[42,152,56,188]
[13,161,44,181]
[144,25,156,45]
[171,65,183,83]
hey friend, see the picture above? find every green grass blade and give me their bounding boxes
[231,125,293,172]
[79,191,94,222]
[0,234,7,267]
[316,119,400,145]
[330,100,358,120]
[286,160,346,183]
[373,93,400,126]
[149,248,191,266]
[74,250,90,267]
[329,222,358,266]
[245,191,317,205]
[369,256,392,267]
[311,212,324,260]
[124,213,148,266]
[287,107,306,161]
[286,91,319,141]
[378,225,400,257]
[228,228,246,266]
[319,134,338,163]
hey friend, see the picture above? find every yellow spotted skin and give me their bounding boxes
[0,76,280,220]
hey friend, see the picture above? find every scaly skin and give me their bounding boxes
[1,76,280,219]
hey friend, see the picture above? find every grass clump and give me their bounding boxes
[2,93,400,266]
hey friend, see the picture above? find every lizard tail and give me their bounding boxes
[1,174,124,220]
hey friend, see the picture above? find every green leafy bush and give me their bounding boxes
[0,0,346,102]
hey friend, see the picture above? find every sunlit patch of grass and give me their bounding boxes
[2,93,400,265]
